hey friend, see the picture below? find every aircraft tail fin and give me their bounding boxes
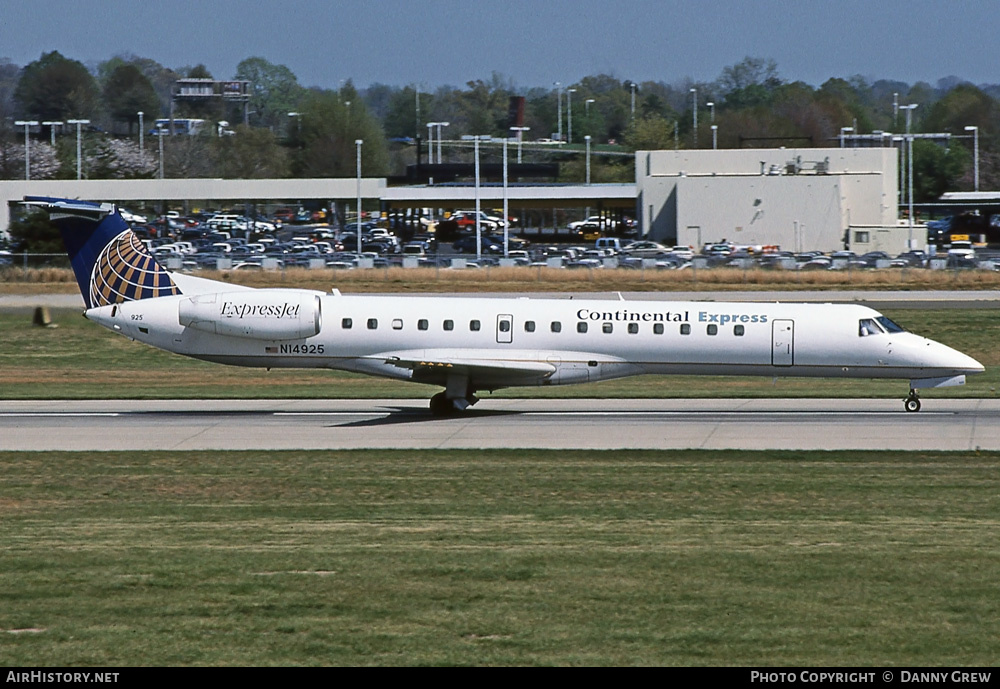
[23,196,181,309]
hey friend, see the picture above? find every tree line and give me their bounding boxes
[1,52,998,201]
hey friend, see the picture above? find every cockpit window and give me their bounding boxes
[875,316,905,333]
[858,318,883,337]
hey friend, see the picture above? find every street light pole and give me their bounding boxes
[42,121,62,146]
[711,125,718,150]
[510,126,529,163]
[584,135,592,185]
[690,88,698,148]
[554,82,562,142]
[503,137,509,258]
[155,122,165,178]
[14,120,38,180]
[138,111,144,151]
[356,139,363,259]
[66,119,90,180]
[426,122,435,185]
[901,104,918,249]
[436,122,449,164]
[707,101,715,123]
[965,125,979,191]
[414,86,420,140]
[567,88,576,144]
[630,82,636,122]
[840,126,854,148]
[474,136,482,261]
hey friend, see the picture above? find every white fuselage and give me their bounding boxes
[84,288,984,393]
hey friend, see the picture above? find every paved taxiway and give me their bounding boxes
[2,398,998,451]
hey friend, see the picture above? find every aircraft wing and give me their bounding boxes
[382,350,556,377]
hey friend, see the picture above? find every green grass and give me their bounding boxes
[1,449,998,666]
[0,308,997,400]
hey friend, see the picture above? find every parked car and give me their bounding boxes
[621,241,671,258]
[452,235,502,254]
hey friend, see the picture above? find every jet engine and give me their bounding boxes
[178,290,322,340]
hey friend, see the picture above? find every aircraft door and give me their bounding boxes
[772,319,794,366]
[496,314,513,344]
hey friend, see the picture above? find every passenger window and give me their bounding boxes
[628,323,638,334]
[443,319,454,331]
[577,322,588,333]
[392,319,403,330]
[342,318,352,329]
[551,321,562,333]
[524,320,535,332]
[499,320,510,332]
[367,318,378,330]
[418,319,428,331]
[680,323,691,335]
[470,320,481,331]
[653,323,664,335]
[734,325,745,336]
[603,323,613,334]
[707,324,718,336]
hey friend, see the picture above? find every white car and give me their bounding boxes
[119,209,148,225]
[621,241,672,258]
[569,216,617,231]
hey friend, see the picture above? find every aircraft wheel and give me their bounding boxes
[904,395,921,413]
[429,392,454,417]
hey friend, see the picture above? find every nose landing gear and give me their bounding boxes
[904,389,921,413]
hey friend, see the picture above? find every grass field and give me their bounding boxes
[1,307,997,400]
[1,449,997,666]
[2,280,998,666]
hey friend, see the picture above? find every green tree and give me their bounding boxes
[14,51,100,120]
[0,59,21,120]
[912,139,969,203]
[383,85,425,139]
[103,64,160,135]
[624,114,676,151]
[295,89,389,178]
[454,73,515,136]
[235,57,304,131]
[211,125,289,178]
[924,84,997,138]
[7,210,62,253]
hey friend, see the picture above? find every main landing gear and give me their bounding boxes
[429,391,479,417]
[904,389,921,413]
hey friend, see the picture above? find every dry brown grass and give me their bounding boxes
[3,265,1000,294]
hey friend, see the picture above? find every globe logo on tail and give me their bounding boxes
[89,230,180,307]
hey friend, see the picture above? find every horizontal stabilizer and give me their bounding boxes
[22,197,115,221]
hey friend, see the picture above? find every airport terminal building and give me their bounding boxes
[636,147,913,252]
[3,146,919,254]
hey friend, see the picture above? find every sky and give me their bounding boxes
[4,0,999,91]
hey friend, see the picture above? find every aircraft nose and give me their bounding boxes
[931,340,984,374]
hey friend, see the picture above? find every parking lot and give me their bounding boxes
[9,207,997,274]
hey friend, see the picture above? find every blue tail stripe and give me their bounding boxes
[25,197,180,309]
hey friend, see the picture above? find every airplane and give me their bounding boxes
[28,196,984,415]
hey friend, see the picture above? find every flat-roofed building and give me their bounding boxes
[636,148,915,253]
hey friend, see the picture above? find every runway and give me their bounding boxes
[2,398,998,451]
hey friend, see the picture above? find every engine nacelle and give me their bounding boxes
[178,290,322,340]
